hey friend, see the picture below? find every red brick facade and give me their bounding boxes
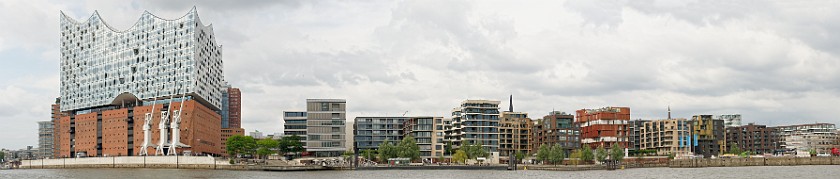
[54,99,223,158]
[227,88,241,128]
[576,107,630,149]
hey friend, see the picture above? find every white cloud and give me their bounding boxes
[1,0,840,149]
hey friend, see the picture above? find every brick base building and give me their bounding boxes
[55,99,223,158]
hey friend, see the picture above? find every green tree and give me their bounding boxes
[610,143,624,163]
[536,144,550,164]
[728,143,742,155]
[226,135,257,158]
[569,149,582,166]
[361,149,376,161]
[514,151,526,163]
[444,141,453,156]
[463,141,488,159]
[453,150,468,164]
[398,136,421,161]
[549,144,566,166]
[341,150,355,162]
[595,144,607,163]
[378,140,395,162]
[581,145,594,163]
[278,135,305,159]
[256,138,279,159]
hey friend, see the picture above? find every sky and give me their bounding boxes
[1,0,840,149]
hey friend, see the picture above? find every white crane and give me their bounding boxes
[168,91,190,155]
[138,91,158,156]
[155,93,175,155]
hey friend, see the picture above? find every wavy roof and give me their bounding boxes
[59,6,214,34]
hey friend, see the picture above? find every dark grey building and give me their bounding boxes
[691,115,725,158]
[628,119,650,153]
[354,117,410,151]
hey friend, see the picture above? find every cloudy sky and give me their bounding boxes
[2,0,840,149]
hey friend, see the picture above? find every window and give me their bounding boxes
[332,127,340,132]
[332,113,340,119]
[321,103,329,111]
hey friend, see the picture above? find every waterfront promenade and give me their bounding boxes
[14,156,324,171]
[14,156,840,172]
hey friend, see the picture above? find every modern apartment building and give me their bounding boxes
[725,123,780,154]
[37,121,54,159]
[576,107,630,149]
[447,100,501,152]
[304,99,347,157]
[691,115,725,158]
[55,8,225,157]
[498,111,533,161]
[628,119,650,153]
[775,123,838,156]
[640,118,693,156]
[404,117,442,161]
[353,117,409,152]
[531,111,578,155]
[283,111,308,141]
[719,114,742,128]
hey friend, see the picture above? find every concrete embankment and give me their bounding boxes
[669,157,840,168]
[356,165,508,170]
[18,156,326,171]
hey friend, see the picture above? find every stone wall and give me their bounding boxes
[670,157,839,168]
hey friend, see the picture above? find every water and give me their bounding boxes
[2,166,838,179]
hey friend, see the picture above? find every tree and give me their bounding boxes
[463,141,488,159]
[536,144,550,164]
[514,151,526,163]
[256,138,279,159]
[342,150,355,162]
[278,135,305,159]
[595,144,607,163]
[398,136,421,161]
[226,135,257,158]
[728,143,742,155]
[444,141,453,156]
[361,149,376,161]
[610,143,624,164]
[453,150,468,164]
[549,144,566,166]
[569,149,582,166]
[581,145,594,163]
[378,140,395,162]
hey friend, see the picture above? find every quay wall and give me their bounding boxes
[669,157,839,168]
[19,156,229,170]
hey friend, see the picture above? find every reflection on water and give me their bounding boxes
[2,165,838,179]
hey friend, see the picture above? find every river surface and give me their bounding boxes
[2,165,838,179]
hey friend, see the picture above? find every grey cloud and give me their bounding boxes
[4,0,840,149]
